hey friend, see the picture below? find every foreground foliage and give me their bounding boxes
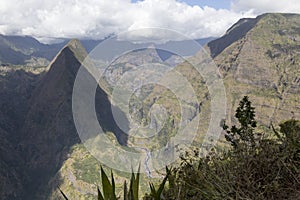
[162,96,300,200]
[60,166,142,200]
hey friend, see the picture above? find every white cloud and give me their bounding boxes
[231,0,300,14]
[0,0,298,43]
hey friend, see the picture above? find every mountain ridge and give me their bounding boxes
[210,13,300,126]
[208,13,300,58]
[0,34,215,67]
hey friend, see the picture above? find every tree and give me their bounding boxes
[223,96,257,149]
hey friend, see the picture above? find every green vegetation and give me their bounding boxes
[144,167,171,200]
[223,96,257,149]
[161,97,300,200]
[60,166,142,200]
[72,150,101,185]
[60,97,300,199]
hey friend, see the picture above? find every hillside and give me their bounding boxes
[211,13,300,126]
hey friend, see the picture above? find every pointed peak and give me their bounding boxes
[66,39,83,50]
[63,39,88,63]
[45,39,88,72]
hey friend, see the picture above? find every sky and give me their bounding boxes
[0,0,299,43]
[159,0,231,9]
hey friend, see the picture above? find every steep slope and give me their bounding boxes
[207,17,259,58]
[0,38,130,199]
[210,13,300,126]
[15,39,85,199]
[0,67,45,199]
[14,39,127,199]
[0,129,24,200]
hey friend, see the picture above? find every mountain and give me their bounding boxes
[0,35,64,66]
[18,39,89,199]
[104,13,300,152]
[0,35,214,67]
[0,35,101,66]
[0,40,86,199]
[0,13,299,199]
[0,39,129,199]
[210,13,300,125]
[143,13,300,133]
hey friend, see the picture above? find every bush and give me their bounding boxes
[161,96,300,199]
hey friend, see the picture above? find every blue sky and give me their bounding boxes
[132,0,231,9]
[180,0,231,9]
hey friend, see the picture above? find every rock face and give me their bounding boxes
[0,40,86,199]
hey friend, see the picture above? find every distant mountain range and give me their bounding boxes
[0,34,214,66]
[0,13,299,199]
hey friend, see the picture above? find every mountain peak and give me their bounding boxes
[207,16,258,57]
[63,38,88,63]
[45,39,88,73]
[67,39,83,50]
[208,13,300,57]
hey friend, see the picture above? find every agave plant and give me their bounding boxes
[97,166,118,200]
[59,165,141,200]
[124,165,140,200]
[147,167,171,200]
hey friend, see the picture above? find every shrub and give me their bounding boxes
[161,96,300,199]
